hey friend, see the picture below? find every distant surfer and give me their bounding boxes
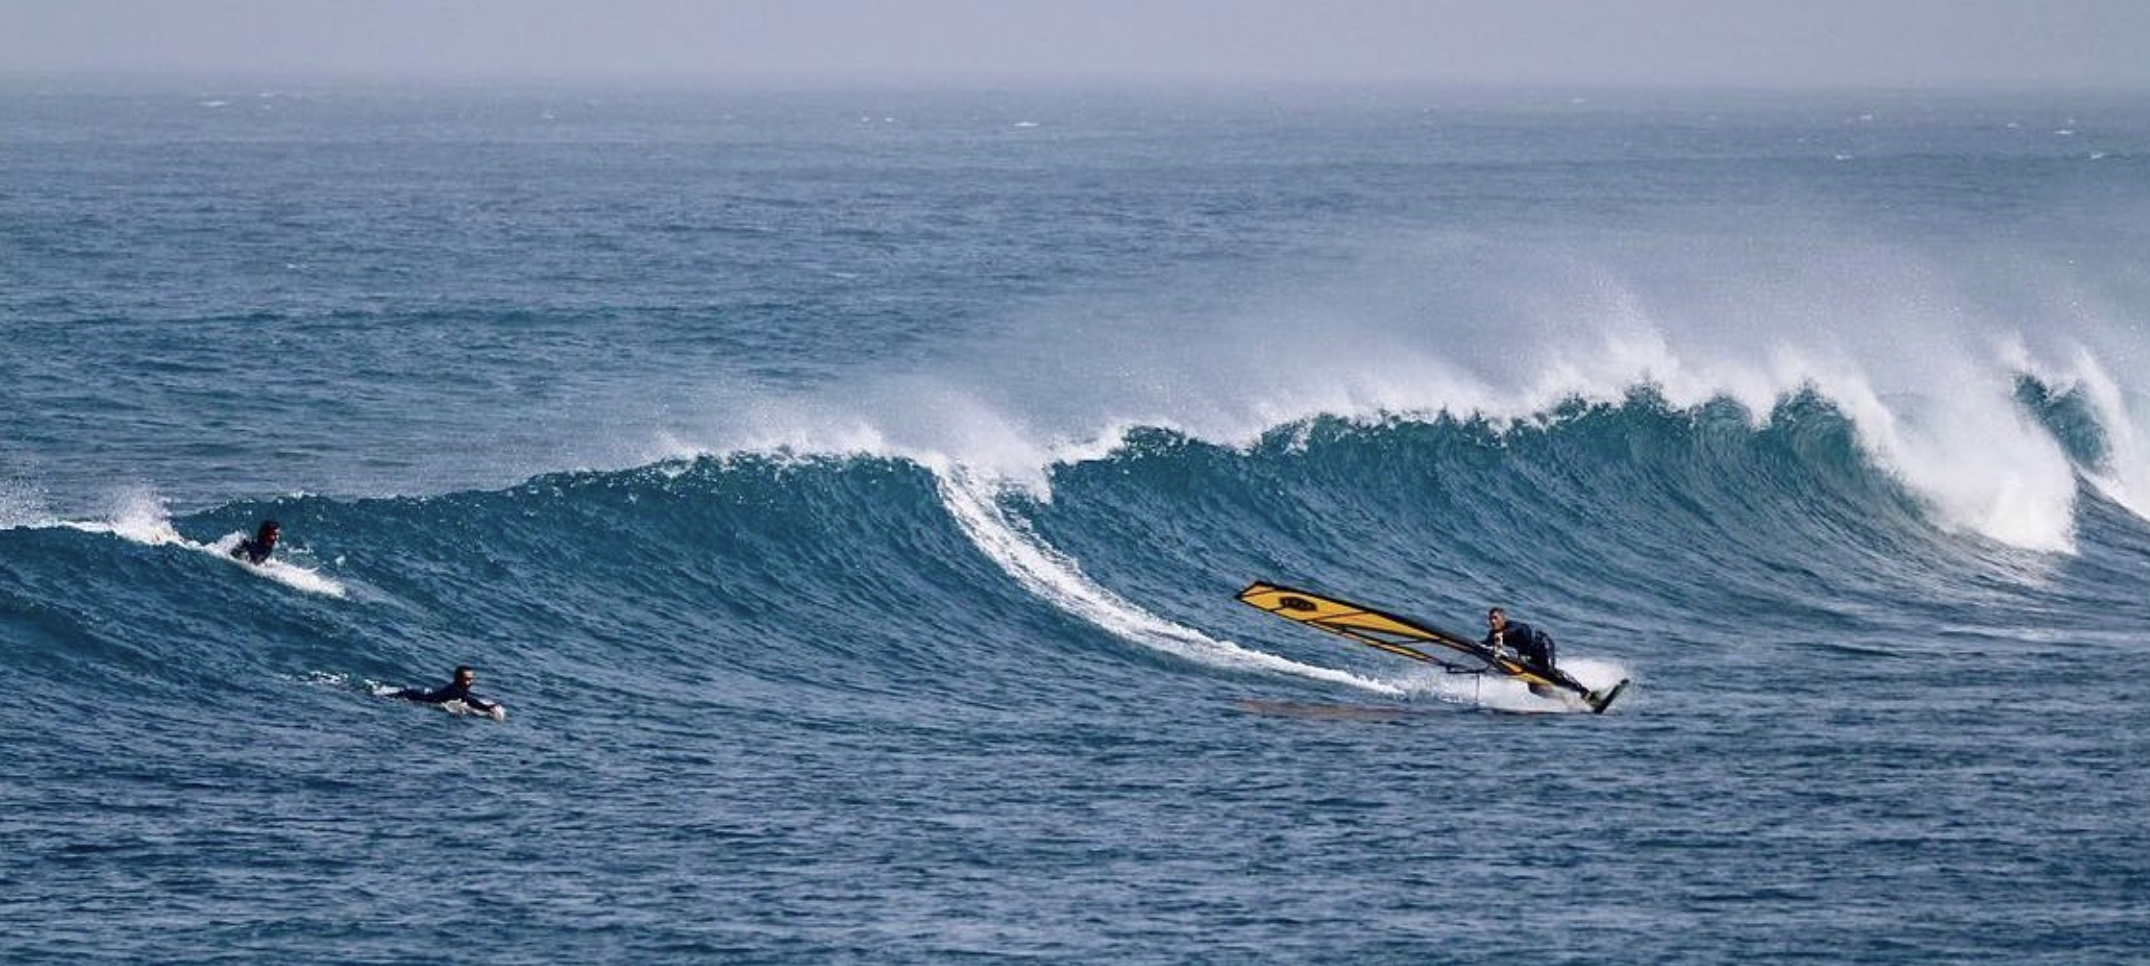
[1484,607,1588,694]
[390,665,505,720]
[230,519,281,564]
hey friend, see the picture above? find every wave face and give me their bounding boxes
[7,86,2150,964]
[11,399,2150,963]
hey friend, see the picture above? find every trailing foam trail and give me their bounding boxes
[50,495,347,599]
[933,467,1402,696]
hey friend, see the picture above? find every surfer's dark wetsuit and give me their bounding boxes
[394,673,499,714]
[230,520,280,564]
[1483,612,1590,696]
[1484,619,1552,668]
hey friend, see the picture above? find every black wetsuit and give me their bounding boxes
[1485,620,1589,695]
[1484,621,1552,669]
[231,538,274,564]
[394,680,498,713]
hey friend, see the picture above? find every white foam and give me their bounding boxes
[2007,338,2150,523]
[1402,656,1630,714]
[52,492,347,598]
[691,326,2087,553]
[633,224,2143,555]
[672,382,1061,490]
[239,551,350,598]
[57,488,188,545]
[0,478,52,530]
[1411,668,1560,713]
[1807,349,2077,552]
[933,466,1404,696]
[2081,379,2150,520]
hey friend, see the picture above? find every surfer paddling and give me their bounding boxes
[390,665,505,721]
[230,519,281,564]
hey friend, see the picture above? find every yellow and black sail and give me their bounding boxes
[1236,581,1601,704]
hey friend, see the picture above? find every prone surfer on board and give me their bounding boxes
[1482,607,1589,696]
[391,665,505,720]
[230,519,280,564]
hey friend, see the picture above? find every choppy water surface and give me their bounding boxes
[4,83,2149,963]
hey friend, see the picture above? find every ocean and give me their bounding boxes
[3,81,2148,963]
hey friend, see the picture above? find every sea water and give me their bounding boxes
[3,82,2148,963]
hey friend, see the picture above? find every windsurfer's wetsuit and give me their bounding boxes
[393,680,499,714]
[1484,621,1588,695]
[230,538,274,564]
[1484,620,1550,666]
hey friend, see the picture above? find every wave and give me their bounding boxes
[934,465,1406,696]
[48,502,350,600]
[9,390,2145,722]
[643,220,2150,561]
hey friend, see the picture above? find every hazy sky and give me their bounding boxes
[4,0,2148,89]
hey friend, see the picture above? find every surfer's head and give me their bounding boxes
[256,519,281,545]
[1486,607,1507,630]
[454,665,476,686]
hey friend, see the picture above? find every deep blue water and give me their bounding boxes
[4,82,2150,963]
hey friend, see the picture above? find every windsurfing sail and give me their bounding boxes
[1236,581,1627,713]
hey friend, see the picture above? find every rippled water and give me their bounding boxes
[5,83,2149,963]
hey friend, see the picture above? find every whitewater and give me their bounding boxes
[4,84,2148,964]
